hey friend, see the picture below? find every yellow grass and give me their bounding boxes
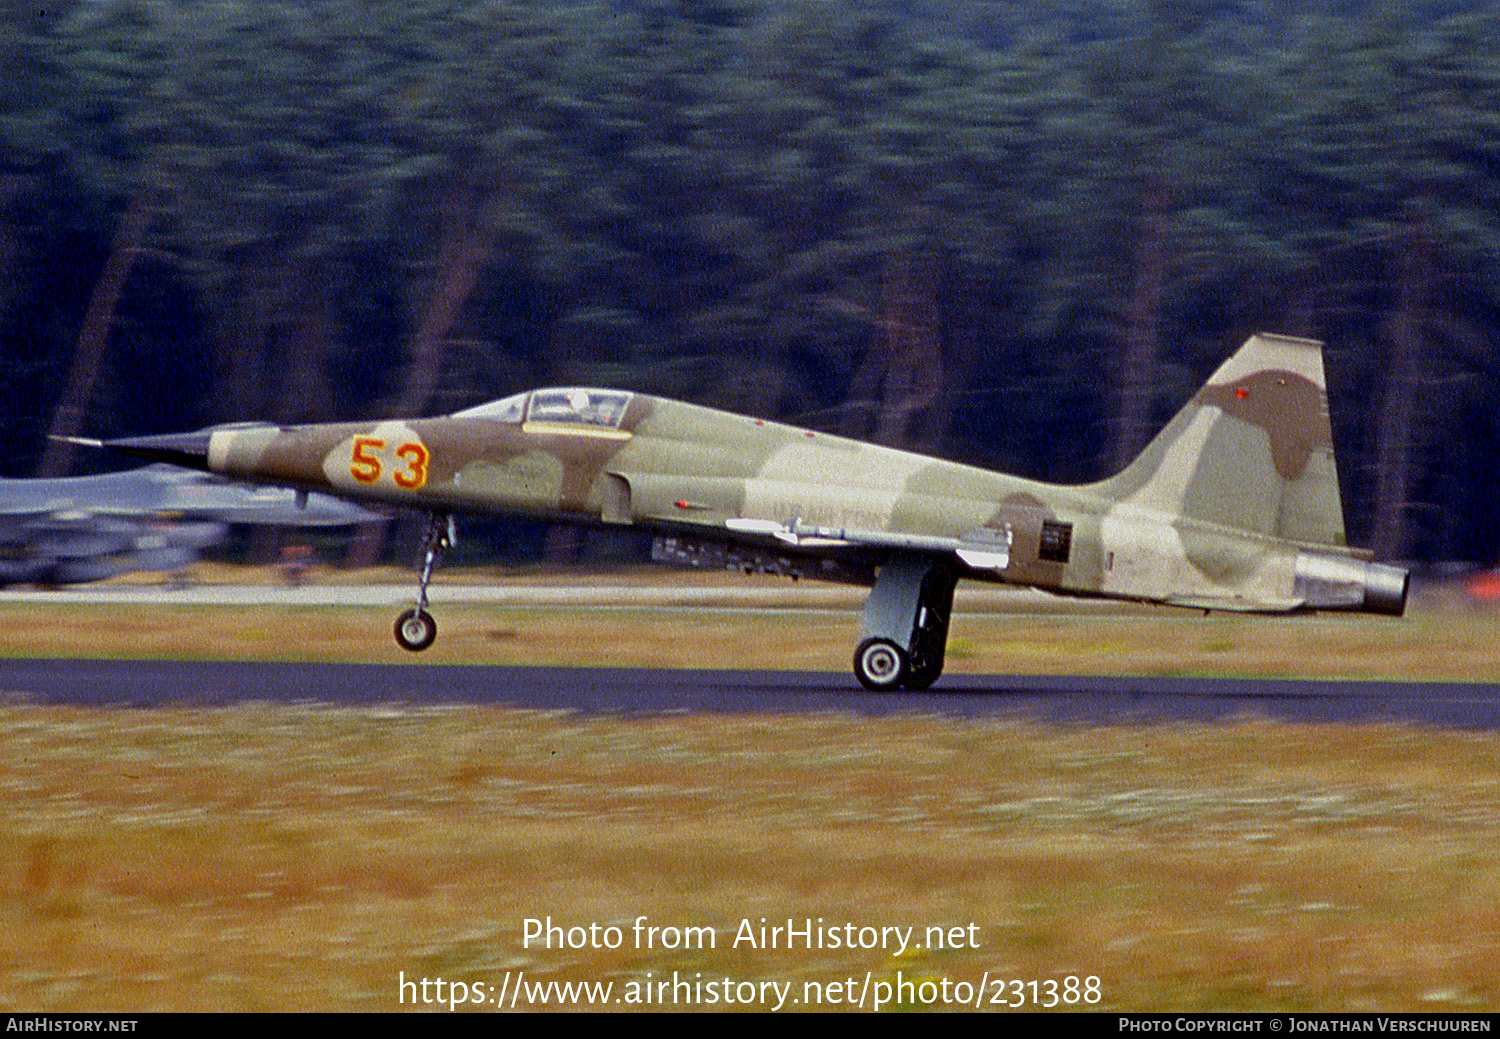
[2,708,1499,1012]
[3,578,1497,1011]
[1,597,1499,681]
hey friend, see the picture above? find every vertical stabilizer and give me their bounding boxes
[1096,333,1348,547]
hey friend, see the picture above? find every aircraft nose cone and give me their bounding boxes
[105,430,213,470]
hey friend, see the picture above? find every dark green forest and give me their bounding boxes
[3,0,1498,564]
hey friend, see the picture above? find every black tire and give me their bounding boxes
[853,637,908,691]
[394,607,437,652]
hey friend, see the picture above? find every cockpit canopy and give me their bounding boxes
[452,388,632,428]
[452,392,528,424]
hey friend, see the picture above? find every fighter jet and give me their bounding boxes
[91,333,1408,689]
[0,463,379,586]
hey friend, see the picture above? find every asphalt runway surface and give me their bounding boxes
[3,657,1499,727]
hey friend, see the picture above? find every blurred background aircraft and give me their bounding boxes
[0,464,378,586]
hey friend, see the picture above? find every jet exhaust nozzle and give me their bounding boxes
[104,430,214,471]
[1293,552,1409,617]
[1359,561,1410,616]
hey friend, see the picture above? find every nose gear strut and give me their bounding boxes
[394,513,455,652]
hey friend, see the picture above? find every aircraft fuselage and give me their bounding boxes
[100,335,1409,688]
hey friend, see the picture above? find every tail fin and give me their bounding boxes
[1095,333,1348,548]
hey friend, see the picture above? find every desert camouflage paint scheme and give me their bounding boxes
[104,334,1408,690]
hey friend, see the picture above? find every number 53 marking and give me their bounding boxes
[350,436,429,490]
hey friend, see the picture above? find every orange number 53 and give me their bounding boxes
[350,437,428,490]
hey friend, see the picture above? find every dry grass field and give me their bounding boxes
[2,575,1499,1012]
[2,594,1500,681]
[2,708,1499,1012]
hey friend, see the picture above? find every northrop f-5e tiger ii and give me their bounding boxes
[84,333,1408,690]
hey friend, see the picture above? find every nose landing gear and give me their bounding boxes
[394,513,454,652]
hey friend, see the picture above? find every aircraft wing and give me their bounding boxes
[0,467,178,519]
[0,511,228,587]
[0,465,380,526]
[7,516,143,558]
[723,517,1015,571]
[158,479,381,526]
[0,464,376,586]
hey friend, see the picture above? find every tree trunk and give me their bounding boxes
[278,267,333,424]
[1371,227,1430,561]
[36,192,155,476]
[912,273,980,454]
[1284,274,1319,339]
[841,325,886,440]
[0,174,26,318]
[345,178,503,569]
[394,179,503,417]
[202,250,275,425]
[1112,189,1167,475]
[873,248,944,448]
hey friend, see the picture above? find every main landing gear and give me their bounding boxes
[852,554,957,691]
[394,513,455,652]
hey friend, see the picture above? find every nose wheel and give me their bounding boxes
[394,513,453,653]
[395,607,437,651]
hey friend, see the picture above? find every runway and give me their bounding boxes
[3,657,1498,727]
